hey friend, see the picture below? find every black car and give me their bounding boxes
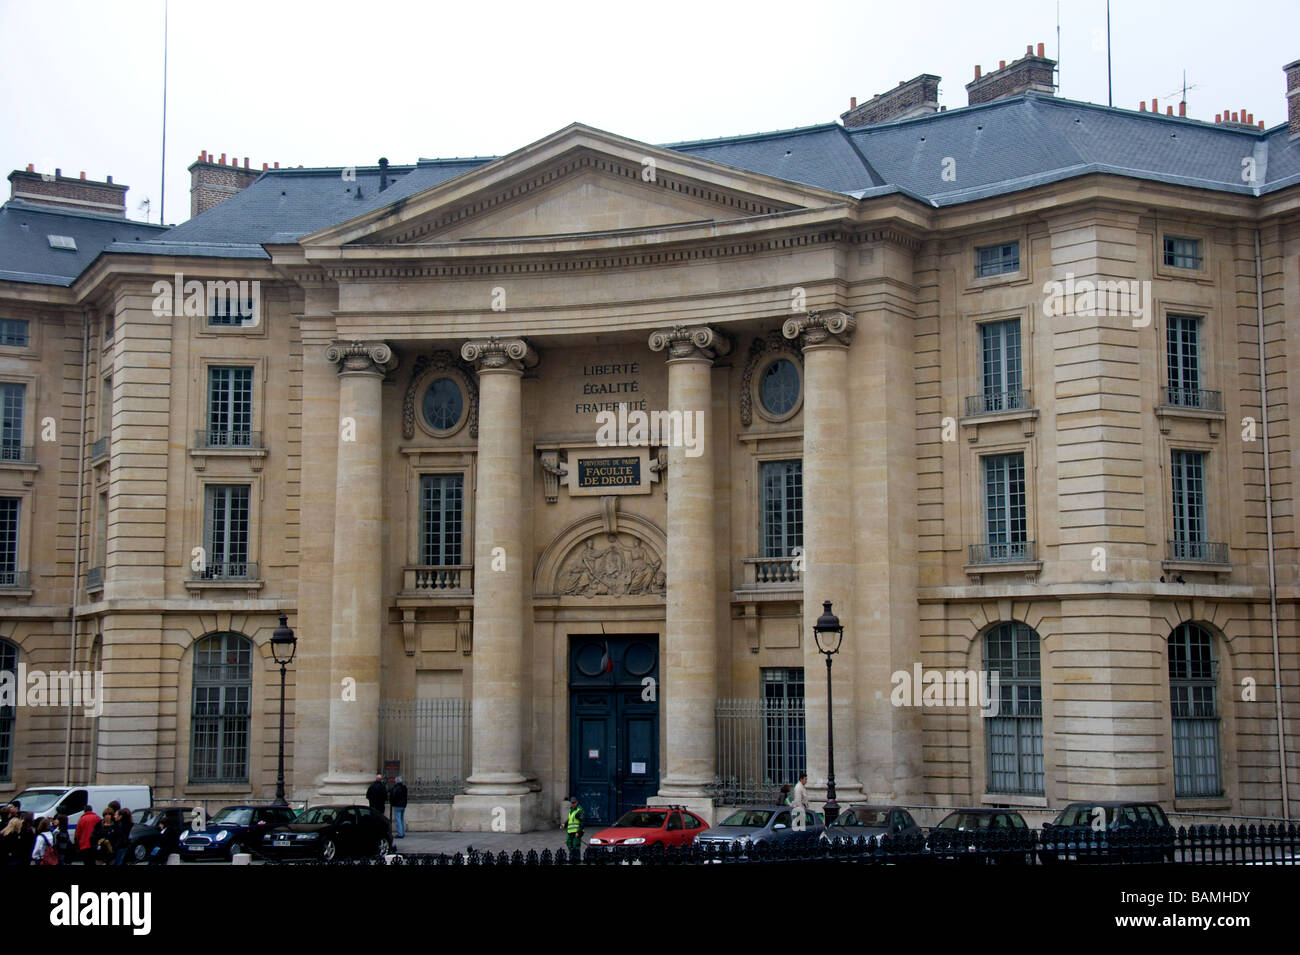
[129,807,189,863]
[260,805,392,861]
[820,805,924,848]
[925,808,1034,865]
[180,805,300,861]
[1040,801,1175,863]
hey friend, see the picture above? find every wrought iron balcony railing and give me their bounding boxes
[87,566,104,592]
[194,430,263,450]
[1167,540,1229,564]
[189,561,258,581]
[969,540,1036,565]
[1161,387,1223,412]
[965,390,1031,417]
[0,570,31,589]
[90,436,109,462]
[0,444,34,464]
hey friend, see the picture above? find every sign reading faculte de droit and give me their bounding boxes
[577,456,641,489]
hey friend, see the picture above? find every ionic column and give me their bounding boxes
[783,312,864,803]
[454,337,538,830]
[319,341,395,796]
[647,325,729,805]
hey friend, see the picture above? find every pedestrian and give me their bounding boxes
[31,817,58,866]
[0,813,22,864]
[92,809,115,865]
[53,814,73,865]
[777,784,792,806]
[563,795,584,851]
[389,776,408,839]
[17,813,36,865]
[111,807,133,865]
[149,815,181,866]
[75,803,100,865]
[366,773,388,816]
[792,771,809,828]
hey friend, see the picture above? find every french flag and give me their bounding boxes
[600,642,614,674]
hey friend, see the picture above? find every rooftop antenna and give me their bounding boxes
[1106,0,1113,107]
[1056,1,1061,92]
[1166,71,1200,109]
[159,0,168,225]
[138,198,152,222]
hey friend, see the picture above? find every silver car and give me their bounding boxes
[820,805,923,847]
[694,805,824,851]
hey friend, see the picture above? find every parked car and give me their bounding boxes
[181,805,300,861]
[587,807,709,848]
[129,807,190,863]
[694,806,823,851]
[1040,801,1175,864]
[259,805,392,861]
[820,805,923,847]
[926,808,1034,865]
[7,785,152,826]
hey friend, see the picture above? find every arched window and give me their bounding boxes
[1169,622,1221,797]
[0,638,15,781]
[983,622,1043,795]
[191,632,252,782]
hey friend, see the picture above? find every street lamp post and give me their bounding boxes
[270,614,298,809]
[813,600,844,825]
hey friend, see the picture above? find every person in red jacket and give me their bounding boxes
[74,804,100,865]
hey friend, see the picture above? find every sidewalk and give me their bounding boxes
[391,828,586,856]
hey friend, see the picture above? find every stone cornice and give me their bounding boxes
[648,324,733,362]
[782,310,857,349]
[326,340,396,376]
[460,336,539,373]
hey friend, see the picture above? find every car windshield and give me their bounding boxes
[136,809,168,827]
[9,790,63,814]
[719,810,772,828]
[298,808,340,824]
[937,813,991,830]
[211,808,253,826]
[613,811,665,828]
[836,809,889,827]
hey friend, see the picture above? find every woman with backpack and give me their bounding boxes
[31,817,57,866]
[53,815,73,865]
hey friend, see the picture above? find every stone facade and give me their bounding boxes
[1,120,1297,828]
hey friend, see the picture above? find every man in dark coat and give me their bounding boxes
[366,774,388,816]
[389,776,408,839]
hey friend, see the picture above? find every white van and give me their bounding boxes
[8,785,153,825]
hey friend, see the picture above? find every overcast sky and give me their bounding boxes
[2,0,1297,226]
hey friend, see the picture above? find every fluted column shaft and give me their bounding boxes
[463,337,537,793]
[323,341,393,790]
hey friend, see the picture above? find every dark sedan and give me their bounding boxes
[180,805,300,861]
[260,805,392,861]
[129,807,189,863]
[1040,801,1175,864]
[820,805,923,847]
[925,808,1035,865]
[694,806,824,851]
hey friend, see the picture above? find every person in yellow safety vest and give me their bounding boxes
[564,796,585,850]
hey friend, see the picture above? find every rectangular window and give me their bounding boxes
[420,474,464,565]
[979,319,1023,412]
[0,384,23,462]
[983,453,1027,560]
[976,241,1020,277]
[207,286,257,327]
[207,367,254,446]
[1170,450,1207,559]
[760,459,802,559]
[0,498,18,585]
[985,624,1044,795]
[761,668,806,789]
[1163,235,1202,270]
[1170,626,1221,797]
[0,320,29,347]
[204,485,250,577]
[1166,315,1201,407]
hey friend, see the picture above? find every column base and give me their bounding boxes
[647,793,717,826]
[451,791,543,833]
[314,772,375,804]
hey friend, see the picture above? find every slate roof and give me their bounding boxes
[4,91,1298,288]
[0,200,169,286]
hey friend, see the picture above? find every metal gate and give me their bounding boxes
[378,698,471,800]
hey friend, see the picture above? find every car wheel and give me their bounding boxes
[133,843,148,863]
[321,839,338,862]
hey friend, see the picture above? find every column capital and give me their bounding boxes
[648,324,732,362]
[461,336,539,374]
[326,340,397,376]
[782,310,857,350]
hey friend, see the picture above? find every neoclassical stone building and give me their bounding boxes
[2,51,1299,828]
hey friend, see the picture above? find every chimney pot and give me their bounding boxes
[1140,101,1146,111]
[273,162,279,168]
[975,64,981,79]
[999,59,1006,69]
[55,168,61,177]
[1215,113,1222,123]
[219,153,226,164]
[262,162,268,170]
[1152,97,1158,113]
[1247,112,1253,124]
[1232,111,1239,122]
[1179,101,1186,117]
[1260,120,1266,129]
[106,175,112,183]
[244,157,249,168]
[80,171,85,179]
[850,96,857,108]
[25,163,33,172]
[1027,44,1033,54]
[1037,42,1045,56]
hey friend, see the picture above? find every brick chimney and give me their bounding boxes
[966,42,1056,106]
[1286,58,1300,139]
[188,151,264,218]
[841,74,941,127]
[7,167,127,217]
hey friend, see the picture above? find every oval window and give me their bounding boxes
[422,377,464,432]
[759,358,800,417]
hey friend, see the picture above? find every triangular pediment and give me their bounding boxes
[302,125,850,249]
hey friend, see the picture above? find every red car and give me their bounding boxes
[588,807,710,848]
